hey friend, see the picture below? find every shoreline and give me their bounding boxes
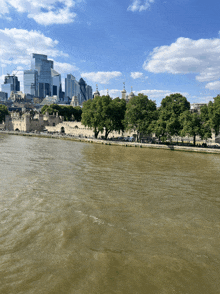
[1,130,220,154]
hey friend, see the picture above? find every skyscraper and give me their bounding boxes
[31,53,53,98]
[79,78,87,104]
[24,70,38,96]
[51,69,62,100]
[65,74,80,102]
[86,85,93,100]
[1,75,20,99]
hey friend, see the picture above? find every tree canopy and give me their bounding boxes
[81,95,126,139]
[0,105,9,123]
[41,104,82,121]
[154,93,190,141]
[179,110,211,145]
[124,93,157,141]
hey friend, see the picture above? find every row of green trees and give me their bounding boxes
[41,104,82,121]
[81,93,220,144]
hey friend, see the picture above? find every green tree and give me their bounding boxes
[180,110,212,145]
[82,96,126,139]
[124,93,157,142]
[0,104,9,123]
[41,104,82,121]
[204,96,220,135]
[154,93,190,142]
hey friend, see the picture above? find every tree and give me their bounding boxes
[204,96,220,135]
[180,110,212,145]
[0,105,9,123]
[154,93,190,142]
[41,104,82,121]
[124,93,157,142]
[81,98,100,138]
[81,96,126,139]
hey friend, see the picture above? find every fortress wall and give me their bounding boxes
[45,122,135,138]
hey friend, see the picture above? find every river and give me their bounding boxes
[0,134,220,294]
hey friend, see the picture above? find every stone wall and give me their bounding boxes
[45,122,136,139]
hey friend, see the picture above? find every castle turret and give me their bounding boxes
[94,84,100,98]
[128,87,135,100]
[121,82,126,100]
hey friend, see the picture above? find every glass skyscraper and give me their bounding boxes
[51,69,62,100]
[65,74,80,102]
[1,75,20,99]
[31,53,53,98]
[24,70,38,96]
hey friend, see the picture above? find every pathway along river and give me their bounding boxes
[0,134,220,294]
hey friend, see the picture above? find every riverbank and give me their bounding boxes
[1,130,220,154]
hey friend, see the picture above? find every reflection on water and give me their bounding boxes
[0,134,220,293]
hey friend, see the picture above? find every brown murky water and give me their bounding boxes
[0,134,220,294]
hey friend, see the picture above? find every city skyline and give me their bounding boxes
[0,0,220,105]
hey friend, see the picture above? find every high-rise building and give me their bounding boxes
[79,78,87,104]
[31,53,53,98]
[24,70,38,96]
[51,69,62,100]
[65,74,80,102]
[1,75,20,99]
[86,85,93,100]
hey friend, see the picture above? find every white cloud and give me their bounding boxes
[128,0,154,12]
[134,89,189,101]
[143,37,220,88]
[54,62,78,74]
[81,71,122,84]
[0,28,69,68]
[99,89,122,98]
[205,81,220,90]
[0,0,80,25]
[130,72,143,79]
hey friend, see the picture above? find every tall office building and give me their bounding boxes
[79,78,87,104]
[51,69,62,100]
[1,75,20,99]
[65,74,80,102]
[24,70,38,96]
[86,85,93,100]
[31,53,53,98]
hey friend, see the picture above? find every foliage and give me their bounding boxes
[41,104,82,121]
[204,96,220,135]
[0,104,9,123]
[179,110,211,145]
[154,93,190,141]
[124,93,157,141]
[81,96,126,139]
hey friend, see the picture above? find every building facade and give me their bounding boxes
[1,75,20,99]
[86,85,93,100]
[51,69,62,100]
[65,74,80,102]
[31,53,54,98]
[24,70,38,96]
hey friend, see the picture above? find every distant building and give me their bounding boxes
[86,85,93,100]
[190,103,207,113]
[51,69,62,100]
[93,85,100,98]
[31,53,53,98]
[24,70,38,96]
[128,87,135,101]
[70,96,79,107]
[0,91,8,101]
[1,75,20,99]
[40,95,59,107]
[2,112,63,132]
[65,74,80,102]
[79,78,87,104]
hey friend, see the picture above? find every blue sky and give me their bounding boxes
[1,0,220,105]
